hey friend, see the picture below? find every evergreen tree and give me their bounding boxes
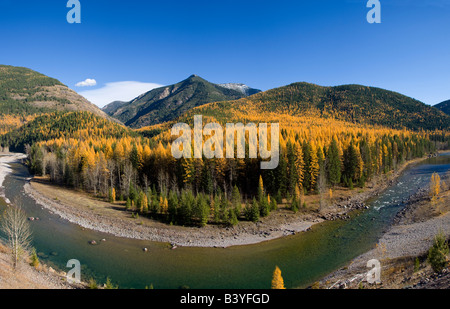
[201,163,214,195]
[213,193,222,224]
[195,194,210,227]
[130,144,139,170]
[276,152,288,197]
[247,198,260,223]
[428,231,449,274]
[343,142,363,186]
[270,195,278,211]
[168,190,179,223]
[227,208,238,226]
[302,141,312,191]
[259,196,270,217]
[327,138,341,186]
[291,194,299,213]
[231,185,242,214]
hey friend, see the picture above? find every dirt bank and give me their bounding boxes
[0,239,80,289]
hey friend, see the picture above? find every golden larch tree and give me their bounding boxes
[271,266,286,289]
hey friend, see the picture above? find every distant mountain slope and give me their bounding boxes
[103,75,254,128]
[435,100,450,116]
[102,100,128,115]
[218,83,261,96]
[0,65,108,118]
[179,82,450,131]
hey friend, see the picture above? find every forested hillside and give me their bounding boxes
[190,82,450,131]
[435,100,450,116]
[0,111,134,153]
[0,65,109,118]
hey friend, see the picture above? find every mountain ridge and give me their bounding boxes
[175,82,450,131]
[103,75,258,128]
[217,83,261,96]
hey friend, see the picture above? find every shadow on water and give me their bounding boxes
[0,153,449,289]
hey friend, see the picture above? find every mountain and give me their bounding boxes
[435,100,450,116]
[177,82,450,131]
[0,65,108,118]
[103,75,255,128]
[102,100,128,115]
[218,83,261,96]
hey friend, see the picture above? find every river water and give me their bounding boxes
[0,153,449,289]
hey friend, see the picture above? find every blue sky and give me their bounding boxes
[1,0,449,107]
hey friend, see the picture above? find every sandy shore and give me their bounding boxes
[0,153,27,204]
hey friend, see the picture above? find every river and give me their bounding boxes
[0,153,449,289]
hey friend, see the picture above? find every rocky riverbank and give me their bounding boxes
[0,243,75,289]
[25,181,320,247]
[319,171,450,289]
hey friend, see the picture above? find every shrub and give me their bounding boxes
[428,231,449,274]
[30,248,39,268]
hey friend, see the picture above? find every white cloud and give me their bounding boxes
[75,78,97,87]
[78,81,163,108]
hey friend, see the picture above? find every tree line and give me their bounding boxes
[26,121,441,227]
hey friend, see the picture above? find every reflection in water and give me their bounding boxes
[0,153,449,289]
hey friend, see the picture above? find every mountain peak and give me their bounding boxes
[187,74,203,80]
[104,76,251,128]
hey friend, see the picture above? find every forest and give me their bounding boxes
[15,111,449,228]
